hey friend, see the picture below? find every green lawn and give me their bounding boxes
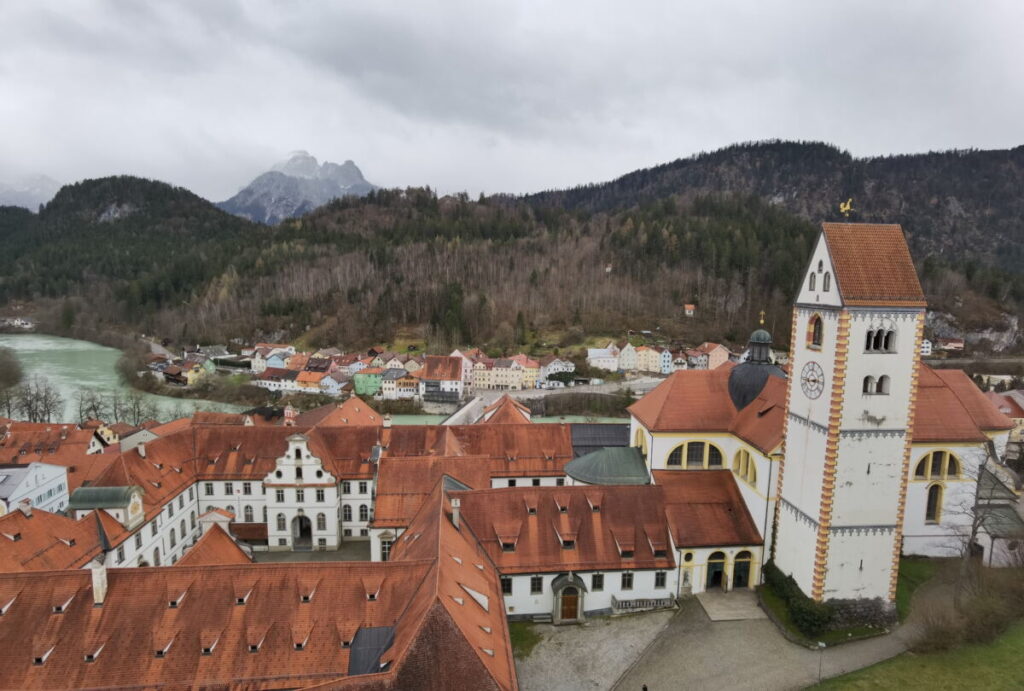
[895,557,940,620]
[508,622,543,659]
[816,621,1024,689]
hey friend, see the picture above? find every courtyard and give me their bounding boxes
[252,541,371,563]
[516,590,921,691]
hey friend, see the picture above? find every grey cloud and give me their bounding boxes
[0,1,1020,201]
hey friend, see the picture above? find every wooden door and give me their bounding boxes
[560,588,578,620]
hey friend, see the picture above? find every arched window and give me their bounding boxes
[926,484,942,523]
[876,375,890,395]
[343,505,352,522]
[863,376,875,393]
[359,505,369,522]
[294,448,301,460]
[914,451,961,480]
[180,519,186,537]
[262,506,268,522]
[244,505,253,522]
[296,467,303,480]
[686,442,706,469]
[809,315,823,348]
[823,272,831,291]
[873,330,884,351]
[316,513,327,531]
[817,260,823,272]
[190,513,196,529]
[865,330,875,351]
[809,273,816,291]
[276,513,286,531]
[169,529,177,548]
[883,330,895,352]
[667,442,725,470]
[153,548,161,567]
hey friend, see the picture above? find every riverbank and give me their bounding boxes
[0,333,245,423]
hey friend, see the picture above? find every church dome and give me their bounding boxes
[728,326,785,410]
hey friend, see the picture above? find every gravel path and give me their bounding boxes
[516,611,674,691]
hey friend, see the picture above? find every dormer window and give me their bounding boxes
[367,592,377,602]
[501,541,515,553]
[621,550,634,559]
[654,549,667,558]
[294,642,305,651]
[341,640,351,649]
[562,540,575,550]
[527,507,537,516]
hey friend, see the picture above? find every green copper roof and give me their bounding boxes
[564,446,650,486]
[68,486,140,510]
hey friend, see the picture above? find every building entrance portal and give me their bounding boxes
[292,515,312,550]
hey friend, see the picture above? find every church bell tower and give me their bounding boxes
[774,223,926,605]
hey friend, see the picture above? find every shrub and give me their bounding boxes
[791,598,834,638]
[911,609,964,653]
[962,594,1017,645]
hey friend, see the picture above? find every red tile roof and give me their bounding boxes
[0,508,124,572]
[480,396,532,425]
[985,391,1024,419]
[176,524,252,567]
[654,470,763,547]
[421,355,463,381]
[821,223,926,307]
[914,366,1014,442]
[294,397,382,427]
[454,485,675,575]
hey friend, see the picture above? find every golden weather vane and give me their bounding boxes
[759,310,766,326]
[839,198,855,218]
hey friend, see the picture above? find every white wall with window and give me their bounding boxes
[501,568,677,620]
[262,434,341,550]
[902,444,989,560]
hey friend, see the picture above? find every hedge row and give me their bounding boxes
[764,561,834,637]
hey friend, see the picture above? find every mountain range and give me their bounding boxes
[217,151,377,224]
[1,141,1022,353]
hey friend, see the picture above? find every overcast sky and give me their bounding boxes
[1,1,1021,200]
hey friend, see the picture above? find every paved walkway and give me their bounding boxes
[614,597,918,691]
[697,589,767,621]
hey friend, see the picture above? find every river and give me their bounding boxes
[0,333,244,423]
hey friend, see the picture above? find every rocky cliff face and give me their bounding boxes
[218,151,376,224]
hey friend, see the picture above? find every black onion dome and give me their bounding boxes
[728,327,785,410]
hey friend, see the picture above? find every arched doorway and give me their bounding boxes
[706,552,726,590]
[551,573,587,624]
[733,551,752,589]
[292,515,312,550]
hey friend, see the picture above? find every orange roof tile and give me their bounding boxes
[821,223,926,307]
[985,391,1024,419]
[0,509,119,572]
[654,470,763,547]
[914,366,1014,442]
[421,355,463,381]
[176,524,252,567]
[454,485,675,574]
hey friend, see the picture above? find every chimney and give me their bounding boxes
[138,444,146,458]
[451,498,461,530]
[90,560,108,606]
[17,499,31,518]
[383,414,392,429]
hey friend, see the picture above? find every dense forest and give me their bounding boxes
[0,141,1022,352]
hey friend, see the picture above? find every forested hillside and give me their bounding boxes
[1,140,1022,352]
[527,141,1024,280]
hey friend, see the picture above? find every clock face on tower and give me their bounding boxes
[800,361,825,399]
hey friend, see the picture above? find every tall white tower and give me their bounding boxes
[774,223,926,604]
